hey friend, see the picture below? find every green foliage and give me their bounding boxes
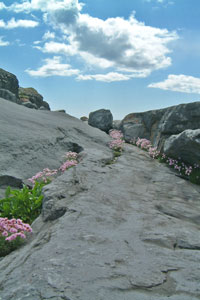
[113,151,122,158]
[189,169,200,185]
[0,182,45,224]
[0,236,25,257]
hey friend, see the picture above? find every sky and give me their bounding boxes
[0,0,200,119]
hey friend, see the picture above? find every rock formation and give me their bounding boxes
[121,101,200,164]
[0,98,200,300]
[0,68,19,103]
[0,68,19,98]
[0,68,51,110]
[88,109,113,133]
[164,129,200,165]
[19,87,50,110]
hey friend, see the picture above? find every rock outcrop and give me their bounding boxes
[164,129,200,165]
[19,87,50,110]
[0,68,51,110]
[121,101,200,154]
[88,109,113,133]
[0,98,200,300]
[0,68,19,98]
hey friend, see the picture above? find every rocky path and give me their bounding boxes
[0,143,200,300]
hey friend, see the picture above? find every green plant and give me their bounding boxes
[0,182,45,224]
[113,151,122,158]
[0,235,25,257]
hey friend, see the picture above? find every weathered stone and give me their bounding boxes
[21,101,38,109]
[164,129,200,164]
[88,109,113,133]
[0,98,200,300]
[19,87,50,110]
[80,116,88,122]
[39,106,47,110]
[112,120,122,130]
[121,101,200,151]
[0,68,19,98]
[54,109,66,113]
[0,88,19,104]
[0,97,110,182]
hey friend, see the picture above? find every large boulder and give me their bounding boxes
[0,68,19,99]
[19,87,50,110]
[88,109,113,133]
[164,129,200,165]
[121,101,200,150]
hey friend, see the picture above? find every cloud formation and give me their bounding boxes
[0,18,39,29]
[0,36,9,46]
[26,56,80,77]
[1,0,178,80]
[77,72,131,83]
[148,74,200,94]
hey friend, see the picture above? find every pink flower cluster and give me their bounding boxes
[109,130,123,140]
[59,160,78,172]
[166,158,193,176]
[0,218,32,242]
[28,168,57,185]
[109,130,124,151]
[134,137,200,181]
[63,151,78,161]
[136,138,151,150]
[136,138,160,159]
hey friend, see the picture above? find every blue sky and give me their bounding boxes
[0,0,200,119]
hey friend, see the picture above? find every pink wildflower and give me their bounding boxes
[109,130,123,140]
[63,151,78,160]
[109,139,124,151]
[0,218,32,242]
[28,168,58,185]
[59,160,78,172]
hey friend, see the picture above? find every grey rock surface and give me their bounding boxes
[0,88,19,104]
[164,129,200,164]
[0,68,19,98]
[21,101,38,109]
[112,120,122,130]
[88,109,113,133]
[121,101,200,151]
[0,98,200,300]
[0,97,110,182]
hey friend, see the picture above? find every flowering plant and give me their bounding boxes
[59,160,78,172]
[0,217,32,256]
[109,130,123,140]
[28,168,57,185]
[63,151,78,161]
[109,139,124,152]
[134,137,200,185]
[108,130,124,153]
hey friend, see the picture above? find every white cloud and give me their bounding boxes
[0,2,5,9]
[77,72,131,82]
[38,11,177,77]
[43,31,55,40]
[148,74,200,94]
[0,36,9,46]
[0,18,39,29]
[145,0,174,3]
[26,56,80,77]
[0,0,83,14]
[2,0,177,80]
